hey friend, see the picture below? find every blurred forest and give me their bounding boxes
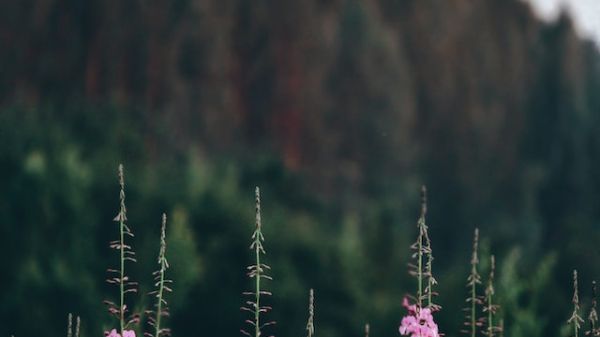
[1,0,600,337]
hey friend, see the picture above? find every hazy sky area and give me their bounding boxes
[527,0,600,45]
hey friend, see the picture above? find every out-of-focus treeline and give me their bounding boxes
[1,1,600,337]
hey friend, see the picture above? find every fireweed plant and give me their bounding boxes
[104,165,140,337]
[145,213,172,337]
[306,289,315,337]
[586,281,599,336]
[462,228,482,337]
[66,313,81,337]
[482,256,501,337]
[241,187,275,337]
[569,270,585,337]
[399,186,441,337]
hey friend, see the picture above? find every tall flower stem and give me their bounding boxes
[401,186,441,337]
[254,188,262,337]
[417,187,426,307]
[483,255,501,337]
[154,213,169,337]
[464,228,481,337]
[588,281,598,336]
[569,270,584,337]
[117,165,127,333]
[424,228,437,310]
[410,186,429,307]
[241,187,274,337]
[66,313,81,337]
[414,186,438,310]
[485,256,495,337]
[145,213,172,337]
[67,313,72,337]
[105,164,138,333]
[306,289,315,337]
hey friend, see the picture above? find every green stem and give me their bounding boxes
[468,228,479,337]
[487,293,493,337]
[117,164,127,334]
[307,289,314,337]
[486,255,495,337]
[67,313,72,337]
[427,277,432,307]
[255,236,261,337]
[155,255,166,337]
[119,201,125,333]
[471,278,476,337]
[255,187,262,337]
[569,270,582,337]
[417,223,423,307]
[153,213,169,337]
[417,186,427,308]
[426,232,433,308]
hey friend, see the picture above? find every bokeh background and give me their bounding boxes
[1,0,600,337]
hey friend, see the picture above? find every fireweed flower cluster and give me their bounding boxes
[106,329,136,337]
[399,298,440,337]
[400,187,441,337]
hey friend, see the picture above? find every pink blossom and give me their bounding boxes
[104,329,136,337]
[123,330,136,337]
[105,329,121,337]
[402,297,417,314]
[399,298,439,337]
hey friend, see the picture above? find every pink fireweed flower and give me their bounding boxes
[402,297,417,314]
[399,298,439,337]
[105,329,121,337]
[104,329,136,337]
[122,330,136,337]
